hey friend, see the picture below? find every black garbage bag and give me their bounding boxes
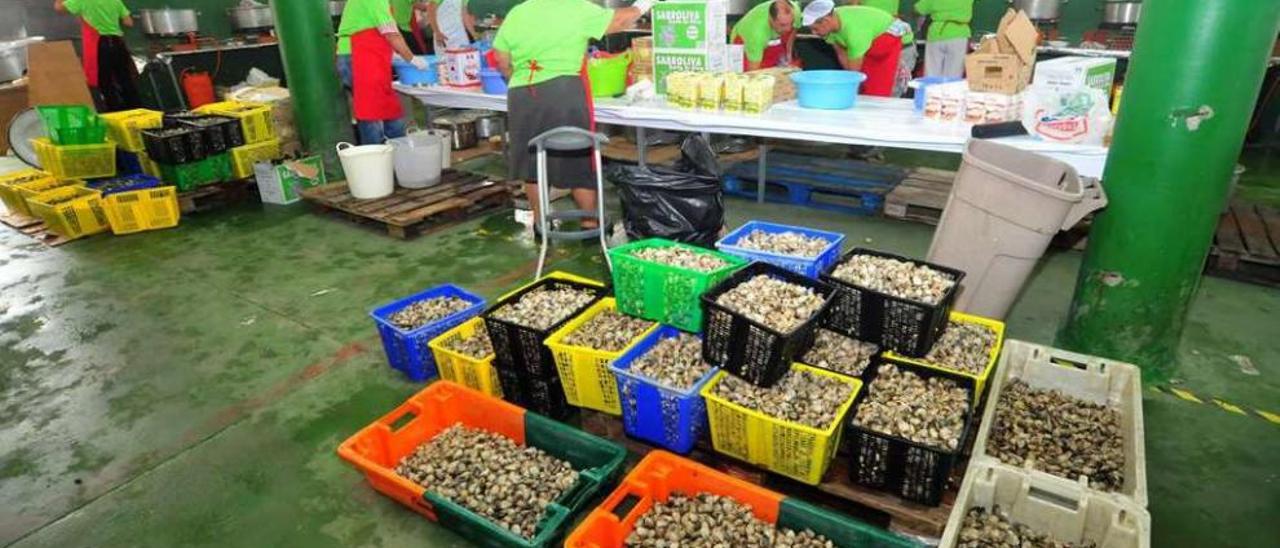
[608,135,725,247]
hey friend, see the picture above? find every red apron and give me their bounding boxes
[733,31,793,71]
[80,19,101,88]
[351,28,403,121]
[860,33,903,97]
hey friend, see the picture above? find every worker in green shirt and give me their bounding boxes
[729,0,801,71]
[53,0,140,112]
[493,0,649,231]
[391,0,429,54]
[427,0,477,52]
[335,0,427,144]
[804,0,916,97]
[915,0,972,78]
[858,0,899,16]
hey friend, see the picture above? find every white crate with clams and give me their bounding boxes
[973,339,1148,507]
[941,458,1150,548]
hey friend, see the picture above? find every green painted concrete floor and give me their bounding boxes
[2,166,1278,547]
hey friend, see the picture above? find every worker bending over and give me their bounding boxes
[730,0,801,71]
[915,0,972,78]
[805,0,916,97]
[335,0,428,144]
[493,0,650,230]
[54,0,141,112]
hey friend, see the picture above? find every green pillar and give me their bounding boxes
[1058,0,1280,380]
[271,0,351,176]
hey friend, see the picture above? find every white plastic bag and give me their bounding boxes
[1021,86,1113,146]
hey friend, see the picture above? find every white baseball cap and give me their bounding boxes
[802,0,835,26]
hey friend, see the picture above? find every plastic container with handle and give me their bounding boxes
[336,142,394,199]
[388,129,443,189]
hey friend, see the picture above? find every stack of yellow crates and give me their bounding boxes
[195,101,283,179]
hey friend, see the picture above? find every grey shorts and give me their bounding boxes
[507,75,595,189]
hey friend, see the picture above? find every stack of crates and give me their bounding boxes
[101,109,164,178]
[142,113,234,192]
[33,105,116,180]
[85,174,181,235]
[26,185,110,240]
[195,101,282,179]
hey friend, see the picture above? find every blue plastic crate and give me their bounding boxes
[717,220,846,278]
[116,150,143,176]
[84,174,162,196]
[370,284,485,382]
[610,326,718,454]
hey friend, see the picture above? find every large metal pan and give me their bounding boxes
[139,8,199,36]
[228,5,274,31]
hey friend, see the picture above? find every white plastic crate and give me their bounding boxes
[972,339,1148,507]
[941,458,1150,548]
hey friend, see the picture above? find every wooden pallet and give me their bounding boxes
[301,171,514,239]
[883,167,955,225]
[579,410,954,539]
[724,153,905,216]
[0,211,72,247]
[178,180,255,214]
[1209,199,1280,287]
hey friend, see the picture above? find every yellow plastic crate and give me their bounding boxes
[27,186,109,239]
[428,317,502,397]
[700,363,862,485]
[0,169,55,216]
[103,186,180,235]
[883,311,1005,410]
[196,100,275,144]
[32,138,116,179]
[229,139,281,179]
[101,109,163,152]
[544,297,659,415]
[137,151,162,178]
[16,178,84,213]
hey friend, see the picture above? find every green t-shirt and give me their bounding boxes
[729,1,801,64]
[860,0,899,16]
[824,6,913,59]
[392,0,416,30]
[493,0,612,88]
[915,0,972,41]
[336,0,396,55]
[63,0,130,37]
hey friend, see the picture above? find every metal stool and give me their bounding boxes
[529,126,611,278]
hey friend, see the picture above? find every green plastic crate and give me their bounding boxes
[608,238,748,332]
[38,105,108,145]
[161,153,232,192]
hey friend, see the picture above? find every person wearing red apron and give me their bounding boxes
[729,0,802,72]
[336,0,428,144]
[805,0,916,97]
[55,0,141,112]
[492,0,650,231]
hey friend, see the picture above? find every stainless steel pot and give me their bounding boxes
[329,1,347,18]
[228,5,274,31]
[139,9,199,36]
[1102,1,1141,26]
[433,117,477,150]
[474,114,505,139]
[1012,0,1062,21]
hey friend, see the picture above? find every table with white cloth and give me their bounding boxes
[397,84,1109,203]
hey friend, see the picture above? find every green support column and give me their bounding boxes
[271,0,352,176]
[1058,1,1280,380]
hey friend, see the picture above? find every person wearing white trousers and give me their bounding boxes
[925,37,967,78]
[915,0,972,78]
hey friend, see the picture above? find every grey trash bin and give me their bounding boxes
[926,140,1107,319]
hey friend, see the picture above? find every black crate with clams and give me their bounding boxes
[162,110,206,128]
[178,115,244,154]
[820,248,964,357]
[482,277,605,379]
[699,262,837,387]
[141,127,207,165]
[846,360,975,506]
[495,365,574,420]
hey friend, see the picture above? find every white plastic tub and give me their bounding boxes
[336,142,394,199]
[388,130,443,189]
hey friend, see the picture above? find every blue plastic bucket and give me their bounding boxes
[790,70,866,110]
[393,55,438,86]
[912,76,962,112]
[480,68,507,95]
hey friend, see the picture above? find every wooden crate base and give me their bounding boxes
[1210,199,1280,287]
[578,410,954,538]
[300,171,514,239]
[178,180,255,214]
[1,211,72,247]
[883,167,954,225]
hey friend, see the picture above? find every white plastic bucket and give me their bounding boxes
[389,130,443,189]
[427,128,452,168]
[336,142,394,199]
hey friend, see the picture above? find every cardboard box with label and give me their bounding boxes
[253,156,326,205]
[1032,56,1117,95]
[651,0,728,51]
[654,49,727,94]
[965,9,1038,95]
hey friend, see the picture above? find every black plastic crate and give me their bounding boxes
[482,277,606,379]
[494,365,574,421]
[819,248,965,357]
[162,110,206,128]
[846,360,976,506]
[178,115,244,154]
[699,262,837,387]
[142,127,207,165]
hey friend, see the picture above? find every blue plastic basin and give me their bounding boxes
[790,70,866,110]
[393,55,438,86]
[480,68,507,95]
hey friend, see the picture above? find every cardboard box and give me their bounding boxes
[1032,56,1117,95]
[253,156,326,205]
[651,0,728,51]
[653,49,727,94]
[965,9,1038,94]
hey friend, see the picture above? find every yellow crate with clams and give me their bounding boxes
[545,297,659,415]
[101,108,163,152]
[883,311,1006,410]
[102,186,181,235]
[195,100,275,144]
[230,138,281,179]
[0,169,57,216]
[27,186,109,239]
[428,317,502,397]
